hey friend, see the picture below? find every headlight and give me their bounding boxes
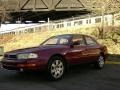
[17,53,38,59]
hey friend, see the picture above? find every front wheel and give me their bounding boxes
[94,55,105,69]
[47,56,65,80]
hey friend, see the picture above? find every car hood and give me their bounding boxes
[6,45,68,55]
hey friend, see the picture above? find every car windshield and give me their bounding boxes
[41,35,71,45]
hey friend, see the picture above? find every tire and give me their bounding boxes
[94,55,105,69]
[47,56,65,80]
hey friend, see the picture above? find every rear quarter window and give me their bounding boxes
[85,36,97,45]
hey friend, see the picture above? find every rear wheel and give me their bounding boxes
[94,55,105,69]
[47,56,65,80]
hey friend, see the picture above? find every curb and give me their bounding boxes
[106,61,120,65]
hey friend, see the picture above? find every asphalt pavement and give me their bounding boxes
[0,64,120,90]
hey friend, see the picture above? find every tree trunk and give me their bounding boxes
[100,5,105,39]
[0,18,1,28]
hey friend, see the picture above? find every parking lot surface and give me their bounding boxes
[0,64,120,90]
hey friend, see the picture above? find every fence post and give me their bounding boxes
[48,18,50,31]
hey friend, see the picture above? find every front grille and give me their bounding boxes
[4,54,17,59]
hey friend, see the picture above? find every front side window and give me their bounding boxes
[41,35,71,45]
[85,36,97,45]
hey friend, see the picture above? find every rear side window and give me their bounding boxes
[85,36,97,45]
[73,35,85,46]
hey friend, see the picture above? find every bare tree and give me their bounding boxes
[84,0,120,38]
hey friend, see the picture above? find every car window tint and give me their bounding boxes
[85,36,97,45]
[73,35,85,46]
[59,38,68,44]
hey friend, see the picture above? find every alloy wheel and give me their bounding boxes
[50,60,64,79]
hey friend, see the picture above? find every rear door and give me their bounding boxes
[84,36,101,62]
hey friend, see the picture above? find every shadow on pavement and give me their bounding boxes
[1,64,98,82]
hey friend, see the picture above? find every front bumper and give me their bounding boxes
[1,59,46,71]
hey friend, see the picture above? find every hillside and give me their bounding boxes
[0,26,120,55]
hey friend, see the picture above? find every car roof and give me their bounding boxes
[54,34,88,37]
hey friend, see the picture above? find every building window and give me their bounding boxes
[86,20,89,24]
[95,18,101,23]
[28,28,34,33]
[67,23,71,26]
[19,31,22,34]
[74,21,79,26]
[11,32,15,35]
[79,20,82,25]
[57,24,60,28]
[89,19,91,24]
[105,17,108,22]
[24,29,28,33]
[60,24,64,28]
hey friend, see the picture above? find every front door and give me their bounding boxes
[67,35,88,64]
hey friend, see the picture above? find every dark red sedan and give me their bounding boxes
[1,34,107,80]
